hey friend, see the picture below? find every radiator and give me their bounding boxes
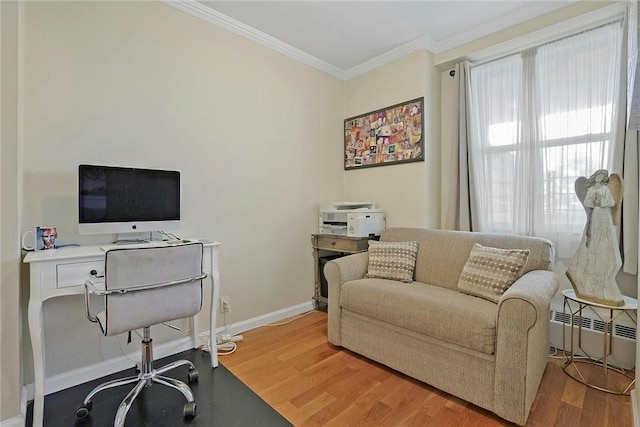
[548,303,636,370]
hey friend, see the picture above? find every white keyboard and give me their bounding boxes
[100,240,192,251]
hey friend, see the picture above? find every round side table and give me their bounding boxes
[561,289,637,395]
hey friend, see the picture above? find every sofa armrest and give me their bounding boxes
[324,252,369,346]
[494,270,559,425]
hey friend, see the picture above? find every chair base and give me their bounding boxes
[74,329,198,427]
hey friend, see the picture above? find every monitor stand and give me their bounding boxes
[115,232,153,244]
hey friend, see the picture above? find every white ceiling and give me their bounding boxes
[167,1,578,77]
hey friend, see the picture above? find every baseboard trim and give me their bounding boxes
[0,414,25,427]
[215,301,315,338]
[21,301,316,411]
[21,386,28,421]
[24,336,193,401]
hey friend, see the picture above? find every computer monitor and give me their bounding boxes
[78,164,181,235]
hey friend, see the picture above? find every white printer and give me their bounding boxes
[318,202,386,237]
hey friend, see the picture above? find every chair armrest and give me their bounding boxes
[85,280,102,294]
[84,280,101,323]
[324,252,369,346]
[494,270,559,425]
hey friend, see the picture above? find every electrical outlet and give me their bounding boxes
[220,296,230,312]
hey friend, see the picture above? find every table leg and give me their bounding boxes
[603,311,612,375]
[312,246,320,309]
[209,246,220,368]
[28,295,44,427]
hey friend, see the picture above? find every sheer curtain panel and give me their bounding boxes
[467,21,624,259]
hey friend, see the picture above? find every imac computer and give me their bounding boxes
[78,164,181,235]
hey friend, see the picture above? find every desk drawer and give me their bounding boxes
[315,236,370,253]
[56,261,104,289]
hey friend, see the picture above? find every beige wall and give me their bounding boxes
[18,0,344,385]
[1,0,22,422]
[344,51,441,228]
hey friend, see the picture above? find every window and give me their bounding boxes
[467,21,623,257]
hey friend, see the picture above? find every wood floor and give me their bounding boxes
[220,310,633,427]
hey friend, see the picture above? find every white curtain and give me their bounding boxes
[467,21,624,260]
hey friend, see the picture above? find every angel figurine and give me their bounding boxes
[565,169,625,306]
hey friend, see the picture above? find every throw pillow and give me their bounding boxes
[457,243,530,303]
[365,240,420,283]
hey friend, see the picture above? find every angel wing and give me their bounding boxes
[609,173,623,225]
[574,176,589,213]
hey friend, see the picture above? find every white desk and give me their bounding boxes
[23,240,221,427]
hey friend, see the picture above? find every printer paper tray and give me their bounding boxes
[319,225,348,236]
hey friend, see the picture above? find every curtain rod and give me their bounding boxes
[468,16,624,69]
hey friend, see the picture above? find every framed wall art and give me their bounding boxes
[344,97,424,170]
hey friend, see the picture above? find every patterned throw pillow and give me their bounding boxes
[365,240,420,283]
[457,243,530,303]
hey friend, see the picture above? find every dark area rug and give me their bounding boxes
[26,349,292,427]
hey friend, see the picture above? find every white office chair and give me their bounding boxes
[75,243,207,427]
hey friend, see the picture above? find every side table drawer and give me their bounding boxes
[315,235,370,253]
[57,261,104,289]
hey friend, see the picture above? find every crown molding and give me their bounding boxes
[161,0,623,81]
[158,0,454,80]
[344,35,434,79]
[434,0,580,54]
[160,0,347,79]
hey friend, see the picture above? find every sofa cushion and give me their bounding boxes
[457,243,530,303]
[379,228,553,291]
[365,240,419,283]
[340,278,498,354]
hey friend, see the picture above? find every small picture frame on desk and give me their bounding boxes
[36,227,58,250]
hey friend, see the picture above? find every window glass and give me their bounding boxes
[468,21,623,257]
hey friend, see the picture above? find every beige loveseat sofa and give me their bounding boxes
[325,228,559,425]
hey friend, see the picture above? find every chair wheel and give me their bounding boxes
[187,368,199,383]
[74,401,92,420]
[183,401,197,418]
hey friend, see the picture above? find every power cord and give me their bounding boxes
[193,304,240,356]
[222,307,234,336]
[253,309,315,328]
[216,306,240,355]
[205,309,318,357]
[548,344,590,360]
[157,230,181,241]
[214,310,316,356]
[216,342,237,355]
[196,329,239,356]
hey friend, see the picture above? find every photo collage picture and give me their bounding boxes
[344,97,424,170]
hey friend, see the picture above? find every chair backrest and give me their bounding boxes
[102,243,204,336]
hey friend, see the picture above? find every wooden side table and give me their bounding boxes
[311,234,374,307]
[561,289,637,395]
